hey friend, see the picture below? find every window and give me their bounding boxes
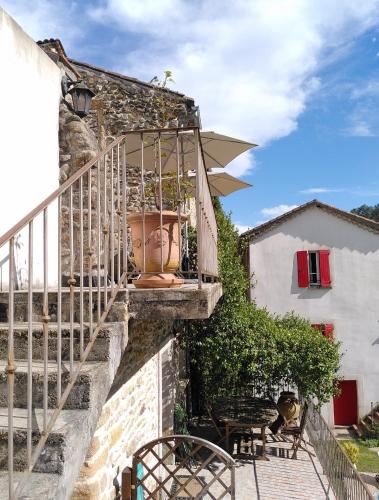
[311,323,334,340]
[308,251,319,286]
[296,249,331,288]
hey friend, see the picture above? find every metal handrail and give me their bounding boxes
[0,126,218,498]
[306,401,374,500]
[0,136,125,247]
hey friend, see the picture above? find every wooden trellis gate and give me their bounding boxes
[122,435,235,499]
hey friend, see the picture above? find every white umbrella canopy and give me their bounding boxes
[123,130,257,173]
[189,171,252,197]
[199,132,256,169]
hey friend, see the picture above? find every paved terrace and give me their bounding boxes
[233,439,334,499]
[193,423,335,500]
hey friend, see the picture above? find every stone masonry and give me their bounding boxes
[55,53,197,279]
[72,320,179,499]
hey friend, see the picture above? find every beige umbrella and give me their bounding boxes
[123,130,257,173]
[189,171,252,197]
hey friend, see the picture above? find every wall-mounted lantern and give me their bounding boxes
[62,75,95,117]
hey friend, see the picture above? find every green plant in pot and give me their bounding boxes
[129,171,192,288]
[128,71,195,288]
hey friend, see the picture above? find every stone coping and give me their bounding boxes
[0,282,223,321]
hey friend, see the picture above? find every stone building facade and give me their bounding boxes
[37,40,199,499]
[72,320,180,499]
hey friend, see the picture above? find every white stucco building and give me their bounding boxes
[0,8,62,288]
[242,199,379,427]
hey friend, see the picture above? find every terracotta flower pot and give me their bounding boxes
[128,211,187,288]
[277,391,300,421]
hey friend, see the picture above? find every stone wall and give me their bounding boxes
[59,101,100,276]
[72,61,195,139]
[56,60,197,278]
[72,320,179,500]
[74,61,197,216]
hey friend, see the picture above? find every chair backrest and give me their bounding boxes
[205,404,223,438]
[298,401,308,435]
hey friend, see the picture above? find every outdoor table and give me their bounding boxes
[212,396,279,460]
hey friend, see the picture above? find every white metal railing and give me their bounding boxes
[306,401,374,500]
[0,126,218,498]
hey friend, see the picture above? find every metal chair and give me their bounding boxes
[205,404,226,445]
[280,401,312,459]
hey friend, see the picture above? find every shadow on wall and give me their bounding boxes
[106,319,176,401]
[290,253,331,299]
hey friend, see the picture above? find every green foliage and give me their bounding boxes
[144,171,193,211]
[150,70,178,127]
[351,203,379,222]
[359,438,379,448]
[183,199,341,409]
[372,422,379,439]
[144,71,193,211]
[174,403,189,435]
[342,441,359,464]
[342,439,379,472]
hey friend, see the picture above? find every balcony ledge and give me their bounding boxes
[127,282,223,320]
[0,282,223,323]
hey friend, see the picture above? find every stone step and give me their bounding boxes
[0,360,106,410]
[367,415,376,426]
[0,289,128,324]
[0,471,59,499]
[0,407,88,475]
[351,424,363,438]
[359,418,373,435]
[0,322,125,362]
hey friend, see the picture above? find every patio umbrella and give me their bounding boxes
[123,130,257,173]
[189,172,253,197]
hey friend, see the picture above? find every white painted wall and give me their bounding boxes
[248,206,379,423]
[0,8,61,287]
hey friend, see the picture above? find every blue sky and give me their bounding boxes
[3,0,379,231]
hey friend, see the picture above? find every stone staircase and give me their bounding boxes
[352,406,379,438]
[0,292,128,499]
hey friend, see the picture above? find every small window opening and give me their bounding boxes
[308,251,320,286]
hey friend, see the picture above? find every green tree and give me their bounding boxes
[184,199,341,410]
[351,203,379,222]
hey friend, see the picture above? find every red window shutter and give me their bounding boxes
[324,323,334,340]
[319,249,331,288]
[297,251,309,288]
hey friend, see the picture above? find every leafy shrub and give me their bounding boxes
[372,422,379,439]
[359,438,379,448]
[342,442,359,464]
[174,403,189,435]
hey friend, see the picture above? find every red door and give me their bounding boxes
[333,380,358,425]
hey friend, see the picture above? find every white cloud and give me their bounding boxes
[1,1,83,53]
[5,0,379,176]
[261,204,298,218]
[300,187,343,194]
[234,223,252,235]
[351,80,379,99]
[89,0,379,176]
[345,121,375,137]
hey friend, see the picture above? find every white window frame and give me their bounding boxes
[308,250,320,287]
